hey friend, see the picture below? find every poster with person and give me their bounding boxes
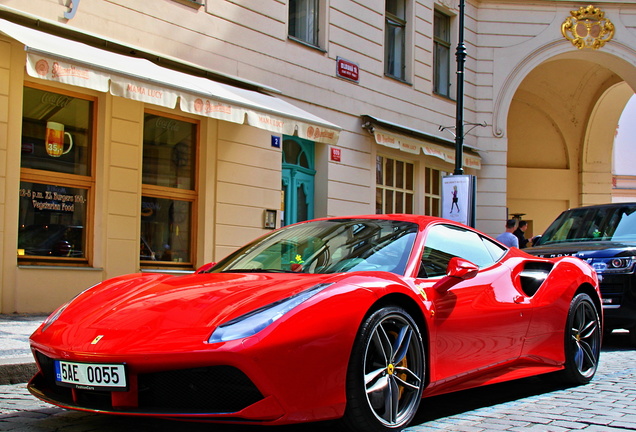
[441,175,476,227]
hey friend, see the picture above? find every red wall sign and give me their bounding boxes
[330,147,342,162]
[336,57,359,82]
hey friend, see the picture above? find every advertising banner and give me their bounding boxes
[442,175,476,227]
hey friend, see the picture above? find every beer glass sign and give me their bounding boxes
[45,121,73,157]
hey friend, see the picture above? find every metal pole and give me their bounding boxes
[454,0,466,175]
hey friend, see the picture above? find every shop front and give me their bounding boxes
[0,18,340,313]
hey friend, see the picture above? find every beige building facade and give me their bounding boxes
[0,0,635,313]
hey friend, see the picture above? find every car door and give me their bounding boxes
[417,224,533,384]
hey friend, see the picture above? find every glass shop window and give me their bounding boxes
[18,85,95,264]
[141,111,197,268]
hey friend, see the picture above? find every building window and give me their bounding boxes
[433,10,452,97]
[141,111,197,267]
[18,85,95,264]
[424,167,441,216]
[385,0,407,80]
[376,155,414,214]
[289,0,320,47]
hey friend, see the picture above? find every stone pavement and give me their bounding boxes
[0,331,634,431]
[0,314,46,385]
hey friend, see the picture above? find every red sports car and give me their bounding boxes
[28,215,602,432]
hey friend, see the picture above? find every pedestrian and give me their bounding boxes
[496,219,519,248]
[514,220,529,248]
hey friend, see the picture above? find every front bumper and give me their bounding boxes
[599,273,636,331]
[28,350,286,421]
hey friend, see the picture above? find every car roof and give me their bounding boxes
[313,213,456,226]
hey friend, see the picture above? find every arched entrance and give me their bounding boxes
[506,50,636,235]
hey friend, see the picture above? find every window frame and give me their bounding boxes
[433,9,452,98]
[18,82,97,266]
[140,109,199,270]
[424,167,442,216]
[385,0,408,81]
[288,0,324,49]
[376,154,415,214]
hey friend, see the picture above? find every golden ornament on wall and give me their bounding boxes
[561,5,615,50]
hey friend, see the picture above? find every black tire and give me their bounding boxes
[341,306,425,432]
[558,293,601,385]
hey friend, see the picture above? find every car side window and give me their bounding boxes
[419,224,499,278]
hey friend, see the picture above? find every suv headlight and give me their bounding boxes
[586,257,636,274]
[208,283,332,343]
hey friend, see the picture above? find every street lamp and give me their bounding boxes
[454,0,466,175]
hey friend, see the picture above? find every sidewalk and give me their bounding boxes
[0,314,47,385]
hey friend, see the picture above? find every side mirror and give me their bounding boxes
[434,257,478,292]
[446,257,479,280]
[195,262,216,274]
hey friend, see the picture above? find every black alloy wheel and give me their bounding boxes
[559,292,601,385]
[342,306,425,432]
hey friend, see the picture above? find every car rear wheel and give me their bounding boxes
[559,293,601,385]
[342,306,425,432]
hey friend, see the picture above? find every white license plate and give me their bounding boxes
[54,361,127,391]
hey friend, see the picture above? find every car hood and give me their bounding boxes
[32,271,340,354]
[526,240,636,259]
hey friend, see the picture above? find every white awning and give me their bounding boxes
[0,19,340,144]
[363,116,481,170]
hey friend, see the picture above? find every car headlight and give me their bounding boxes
[587,257,636,274]
[208,283,332,343]
[41,302,71,332]
[40,284,97,332]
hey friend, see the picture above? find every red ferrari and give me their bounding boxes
[28,215,602,432]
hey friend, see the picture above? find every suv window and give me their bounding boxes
[538,204,636,245]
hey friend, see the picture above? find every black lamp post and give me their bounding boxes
[454,0,466,175]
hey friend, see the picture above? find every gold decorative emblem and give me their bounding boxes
[561,5,615,50]
[91,335,104,345]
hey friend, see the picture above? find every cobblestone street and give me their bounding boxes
[1,332,635,431]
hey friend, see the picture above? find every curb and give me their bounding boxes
[0,358,37,385]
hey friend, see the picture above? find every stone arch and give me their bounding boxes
[499,43,636,235]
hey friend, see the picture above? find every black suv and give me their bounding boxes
[526,203,636,344]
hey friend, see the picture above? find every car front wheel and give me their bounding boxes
[559,292,601,385]
[342,306,425,432]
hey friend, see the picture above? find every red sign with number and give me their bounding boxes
[336,57,359,82]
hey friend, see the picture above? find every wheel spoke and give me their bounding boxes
[371,324,392,364]
[580,316,598,340]
[578,339,598,368]
[394,365,423,384]
[393,368,422,391]
[393,324,413,364]
[383,376,399,423]
[366,374,389,395]
[365,367,387,387]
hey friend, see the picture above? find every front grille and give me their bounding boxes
[33,351,263,414]
[138,366,264,413]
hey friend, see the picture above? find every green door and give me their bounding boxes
[282,136,315,226]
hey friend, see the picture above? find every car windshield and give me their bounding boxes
[211,219,418,275]
[538,204,636,245]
